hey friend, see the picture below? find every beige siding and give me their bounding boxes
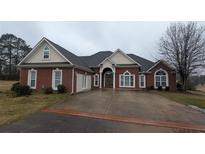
[110,51,134,64]
[25,41,67,63]
[101,59,114,71]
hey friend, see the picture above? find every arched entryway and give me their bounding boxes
[102,68,113,88]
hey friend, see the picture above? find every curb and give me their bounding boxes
[43,108,205,132]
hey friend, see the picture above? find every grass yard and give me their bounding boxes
[0,80,17,92]
[196,84,205,93]
[0,80,67,125]
[154,91,205,109]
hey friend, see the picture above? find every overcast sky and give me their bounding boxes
[0,21,204,61]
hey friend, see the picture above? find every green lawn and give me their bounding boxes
[154,91,205,109]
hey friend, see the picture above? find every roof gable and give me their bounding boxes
[19,37,92,72]
[24,41,68,64]
[19,38,72,65]
[110,49,136,64]
[100,49,141,66]
[146,60,175,72]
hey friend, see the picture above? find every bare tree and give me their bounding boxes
[159,22,205,90]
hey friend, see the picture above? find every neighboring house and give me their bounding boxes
[18,37,176,94]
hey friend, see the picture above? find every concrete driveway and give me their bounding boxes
[50,89,205,125]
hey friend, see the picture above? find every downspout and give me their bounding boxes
[71,67,75,94]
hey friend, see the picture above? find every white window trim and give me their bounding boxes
[93,74,99,87]
[27,69,37,89]
[154,68,169,89]
[139,74,146,88]
[52,68,62,90]
[42,45,50,60]
[119,71,135,88]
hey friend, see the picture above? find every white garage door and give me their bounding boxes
[76,73,91,92]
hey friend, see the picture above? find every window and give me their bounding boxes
[28,69,37,89]
[43,46,50,59]
[155,69,168,88]
[82,75,86,89]
[52,69,62,90]
[119,71,135,87]
[139,74,146,88]
[94,74,99,87]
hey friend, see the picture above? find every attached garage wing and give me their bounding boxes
[76,73,91,92]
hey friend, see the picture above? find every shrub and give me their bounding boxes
[165,86,170,91]
[176,82,183,91]
[44,87,53,94]
[11,83,32,96]
[150,86,154,90]
[157,86,162,91]
[11,82,20,91]
[57,84,66,93]
[146,86,154,91]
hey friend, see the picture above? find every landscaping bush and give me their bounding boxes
[157,86,162,91]
[165,86,170,91]
[11,82,20,91]
[146,86,154,91]
[176,82,183,91]
[11,83,32,96]
[44,87,53,94]
[57,84,66,93]
[150,86,154,90]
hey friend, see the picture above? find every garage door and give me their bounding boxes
[76,73,91,92]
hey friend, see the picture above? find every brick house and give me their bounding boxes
[18,37,176,94]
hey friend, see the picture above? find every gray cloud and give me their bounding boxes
[1,21,204,61]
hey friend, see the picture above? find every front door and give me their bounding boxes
[104,71,113,88]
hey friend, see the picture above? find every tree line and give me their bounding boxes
[0,34,31,80]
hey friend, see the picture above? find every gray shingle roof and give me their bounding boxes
[45,38,92,72]
[80,51,113,67]
[127,54,155,71]
[80,51,155,71]
[45,38,155,72]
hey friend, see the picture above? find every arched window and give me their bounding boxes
[28,69,37,89]
[155,69,168,88]
[43,46,50,59]
[52,68,62,90]
[119,71,135,88]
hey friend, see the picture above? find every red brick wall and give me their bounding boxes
[146,62,176,91]
[36,68,52,90]
[62,68,73,93]
[20,68,28,85]
[115,67,140,90]
[20,67,73,93]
